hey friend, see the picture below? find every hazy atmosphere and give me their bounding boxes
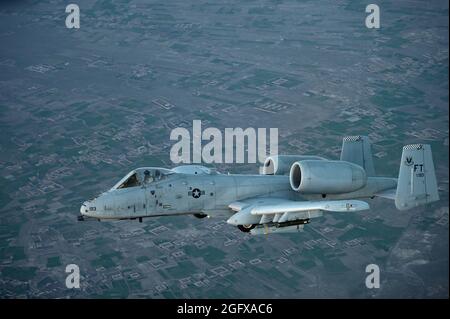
[0,0,448,298]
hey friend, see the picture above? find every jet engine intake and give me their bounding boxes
[262,155,326,175]
[289,160,367,194]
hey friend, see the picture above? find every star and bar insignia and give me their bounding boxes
[188,188,204,198]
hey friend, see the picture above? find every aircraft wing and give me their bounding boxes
[250,199,370,215]
[228,197,289,212]
[227,198,370,226]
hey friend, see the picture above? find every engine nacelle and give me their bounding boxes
[262,155,326,175]
[289,160,367,194]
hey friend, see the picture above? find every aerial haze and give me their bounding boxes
[0,0,448,298]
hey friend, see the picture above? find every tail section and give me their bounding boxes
[340,136,376,176]
[395,144,439,210]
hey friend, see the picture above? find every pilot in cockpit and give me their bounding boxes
[143,169,153,184]
[115,168,169,190]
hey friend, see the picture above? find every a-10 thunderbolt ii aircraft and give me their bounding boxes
[78,136,439,235]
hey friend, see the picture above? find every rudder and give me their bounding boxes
[395,144,439,210]
[340,135,376,176]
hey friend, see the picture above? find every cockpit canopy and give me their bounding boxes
[111,167,173,190]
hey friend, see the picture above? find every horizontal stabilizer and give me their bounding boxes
[375,188,396,200]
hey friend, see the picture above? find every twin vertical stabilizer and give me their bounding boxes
[395,144,439,210]
[341,136,439,211]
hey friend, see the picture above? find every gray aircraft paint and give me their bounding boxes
[79,136,439,235]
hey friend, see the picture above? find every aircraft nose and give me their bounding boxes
[80,201,89,215]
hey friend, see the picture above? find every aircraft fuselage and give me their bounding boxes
[80,170,395,221]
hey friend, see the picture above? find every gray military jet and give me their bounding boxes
[78,136,439,235]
